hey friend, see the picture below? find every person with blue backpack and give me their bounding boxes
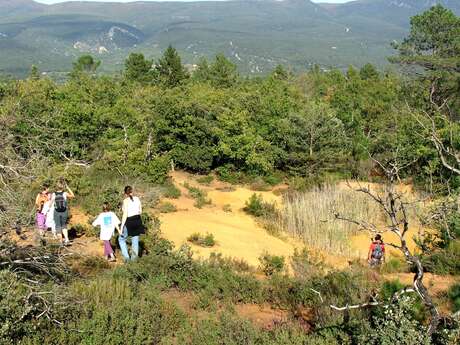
[51,180,75,246]
[368,234,385,267]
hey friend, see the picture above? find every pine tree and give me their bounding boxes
[155,45,188,87]
[390,5,460,114]
[209,54,238,88]
[71,55,101,78]
[124,53,153,83]
[29,65,40,81]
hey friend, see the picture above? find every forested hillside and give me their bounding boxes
[0,4,459,345]
[0,0,459,76]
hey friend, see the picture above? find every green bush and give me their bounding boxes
[382,258,409,274]
[144,155,171,184]
[184,182,212,208]
[243,193,276,218]
[421,240,460,275]
[197,175,214,185]
[157,201,177,213]
[259,253,285,276]
[162,183,181,199]
[448,283,460,313]
[216,165,245,184]
[187,232,216,247]
[357,296,431,345]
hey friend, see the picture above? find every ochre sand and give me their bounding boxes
[159,171,303,268]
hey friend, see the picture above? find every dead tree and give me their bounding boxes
[335,163,440,335]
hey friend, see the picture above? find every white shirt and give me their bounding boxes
[42,200,55,230]
[123,196,142,218]
[92,211,121,241]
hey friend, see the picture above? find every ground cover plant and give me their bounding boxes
[184,183,212,208]
[187,232,216,247]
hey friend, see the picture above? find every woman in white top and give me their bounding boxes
[118,186,144,261]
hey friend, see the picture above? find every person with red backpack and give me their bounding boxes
[51,180,75,246]
[368,234,385,267]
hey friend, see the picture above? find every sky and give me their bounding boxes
[36,0,352,4]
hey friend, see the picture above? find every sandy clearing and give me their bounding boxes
[159,171,301,268]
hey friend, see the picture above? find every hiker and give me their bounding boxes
[368,234,385,267]
[92,202,120,262]
[119,186,144,262]
[51,180,75,245]
[34,184,50,236]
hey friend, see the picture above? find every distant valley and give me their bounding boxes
[0,0,459,76]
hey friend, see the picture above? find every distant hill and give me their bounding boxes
[0,0,458,77]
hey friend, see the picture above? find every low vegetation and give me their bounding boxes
[187,232,217,247]
[184,183,212,209]
[258,253,285,276]
[157,201,178,213]
[197,175,214,185]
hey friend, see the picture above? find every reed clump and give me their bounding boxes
[278,185,382,255]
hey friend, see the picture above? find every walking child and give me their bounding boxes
[92,202,120,261]
[35,184,49,237]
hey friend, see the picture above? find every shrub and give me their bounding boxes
[357,296,431,345]
[144,155,170,184]
[259,253,285,276]
[216,164,245,184]
[249,177,272,191]
[162,183,181,199]
[197,175,214,185]
[222,204,232,212]
[382,258,409,274]
[448,283,460,313]
[291,248,323,279]
[184,182,212,208]
[158,201,177,213]
[187,232,216,247]
[243,193,276,217]
[75,256,111,275]
[421,240,460,275]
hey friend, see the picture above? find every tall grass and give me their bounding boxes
[278,185,382,256]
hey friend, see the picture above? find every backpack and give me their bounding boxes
[371,242,384,260]
[54,192,67,213]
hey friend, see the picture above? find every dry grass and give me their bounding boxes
[277,185,383,256]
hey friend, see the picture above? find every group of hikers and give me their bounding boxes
[35,182,144,262]
[35,180,386,266]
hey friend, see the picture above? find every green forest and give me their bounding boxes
[0,5,459,345]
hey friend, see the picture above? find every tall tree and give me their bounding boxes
[124,53,153,83]
[155,45,188,87]
[390,5,460,116]
[71,55,101,77]
[209,54,238,88]
[29,65,40,81]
